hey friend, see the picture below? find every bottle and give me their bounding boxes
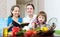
[3,28,8,37]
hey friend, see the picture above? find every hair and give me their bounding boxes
[10,5,20,17]
[36,11,47,22]
[26,3,35,10]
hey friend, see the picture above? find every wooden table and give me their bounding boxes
[10,34,54,37]
[7,30,55,37]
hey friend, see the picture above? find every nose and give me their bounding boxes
[16,11,19,13]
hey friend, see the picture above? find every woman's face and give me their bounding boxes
[26,5,34,15]
[38,15,45,24]
[12,7,20,17]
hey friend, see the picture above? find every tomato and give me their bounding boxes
[33,30,37,37]
[25,30,33,37]
[33,30,37,35]
[12,26,19,36]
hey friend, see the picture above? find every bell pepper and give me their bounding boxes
[12,26,19,36]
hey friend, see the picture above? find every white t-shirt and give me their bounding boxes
[23,14,36,30]
[23,14,36,23]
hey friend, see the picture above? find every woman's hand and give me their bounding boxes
[32,22,36,30]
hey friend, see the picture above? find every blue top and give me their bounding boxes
[7,16,22,32]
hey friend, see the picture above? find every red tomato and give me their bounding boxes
[33,30,37,35]
[33,30,37,37]
[25,30,33,37]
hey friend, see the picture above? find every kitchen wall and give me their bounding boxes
[45,0,60,30]
[0,0,16,18]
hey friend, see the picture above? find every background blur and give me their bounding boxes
[0,0,60,35]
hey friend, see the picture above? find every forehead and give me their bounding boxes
[14,7,19,10]
[38,15,45,18]
[26,5,33,8]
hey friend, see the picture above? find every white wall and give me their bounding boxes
[7,0,16,17]
[33,0,44,14]
[45,0,60,30]
[0,0,16,18]
[0,0,7,18]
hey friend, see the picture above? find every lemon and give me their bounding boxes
[41,27,48,32]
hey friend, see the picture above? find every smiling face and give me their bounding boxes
[26,5,34,15]
[12,7,20,17]
[36,11,47,24]
[38,15,45,24]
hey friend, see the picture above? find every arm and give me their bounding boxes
[8,23,13,29]
[32,22,36,30]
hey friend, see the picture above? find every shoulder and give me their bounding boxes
[23,15,28,19]
[19,17,22,20]
[7,16,12,26]
[8,16,12,19]
[33,14,37,19]
[8,16,12,21]
[23,16,28,21]
[8,16,12,22]
[23,17,27,20]
[34,14,37,16]
[18,17,22,23]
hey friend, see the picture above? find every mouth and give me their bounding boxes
[39,20,43,22]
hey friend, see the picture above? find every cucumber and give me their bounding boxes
[16,31,23,36]
[35,27,41,33]
[16,30,26,36]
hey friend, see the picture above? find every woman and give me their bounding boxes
[23,3,36,23]
[23,3,36,30]
[7,5,22,33]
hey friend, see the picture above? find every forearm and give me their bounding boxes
[8,24,13,29]
[32,23,35,30]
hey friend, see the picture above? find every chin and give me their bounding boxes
[15,16,19,17]
[39,21,43,24]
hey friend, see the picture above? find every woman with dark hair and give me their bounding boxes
[23,3,36,23]
[23,3,36,30]
[7,5,22,33]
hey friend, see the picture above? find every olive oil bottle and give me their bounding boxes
[3,28,8,37]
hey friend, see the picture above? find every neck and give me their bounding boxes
[13,16,18,19]
[29,14,33,18]
[12,16,18,22]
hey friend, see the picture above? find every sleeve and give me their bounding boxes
[7,17,12,26]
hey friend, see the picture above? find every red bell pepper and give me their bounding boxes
[12,26,19,36]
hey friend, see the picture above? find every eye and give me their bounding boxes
[14,10,20,12]
[39,17,41,18]
[14,10,17,12]
[27,8,29,10]
[39,16,42,18]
